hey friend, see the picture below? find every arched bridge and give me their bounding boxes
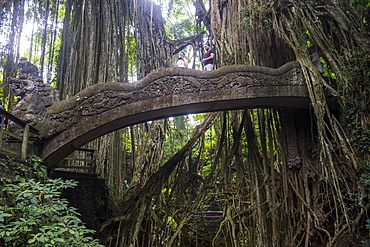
[37,61,309,167]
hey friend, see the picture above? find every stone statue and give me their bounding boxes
[8,58,59,128]
[18,57,41,80]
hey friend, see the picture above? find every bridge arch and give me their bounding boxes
[39,61,309,167]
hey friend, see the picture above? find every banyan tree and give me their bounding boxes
[1,0,369,246]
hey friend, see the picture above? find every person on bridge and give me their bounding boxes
[201,43,215,71]
[175,52,188,68]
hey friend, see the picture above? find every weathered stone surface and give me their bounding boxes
[37,61,309,167]
[9,58,59,129]
[280,110,303,169]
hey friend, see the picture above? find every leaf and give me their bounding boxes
[54,238,65,243]
[361,239,370,247]
[1,171,100,246]
[28,238,36,244]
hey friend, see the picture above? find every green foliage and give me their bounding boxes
[340,49,370,92]
[165,0,197,37]
[340,49,370,155]
[342,101,370,154]
[0,157,103,247]
[169,20,194,39]
[362,238,370,247]
[359,172,370,186]
[240,1,273,30]
[125,31,137,81]
[358,170,370,246]
[27,155,48,178]
[353,127,370,153]
[348,0,370,23]
[363,212,370,246]
[342,101,359,127]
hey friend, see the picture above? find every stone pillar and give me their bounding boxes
[280,109,302,169]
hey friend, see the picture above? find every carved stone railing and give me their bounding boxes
[9,61,309,167]
[37,61,308,167]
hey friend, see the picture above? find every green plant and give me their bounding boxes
[0,159,103,246]
[359,170,370,247]
[363,220,370,247]
[27,155,47,178]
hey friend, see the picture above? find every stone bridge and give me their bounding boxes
[33,61,309,167]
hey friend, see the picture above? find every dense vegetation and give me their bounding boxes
[0,156,103,246]
[1,0,370,246]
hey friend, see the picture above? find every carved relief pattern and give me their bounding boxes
[44,66,305,137]
[127,68,304,106]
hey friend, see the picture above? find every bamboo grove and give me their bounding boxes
[1,0,370,246]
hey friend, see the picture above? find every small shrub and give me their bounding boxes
[0,157,103,246]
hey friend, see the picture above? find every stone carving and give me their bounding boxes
[36,61,309,166]
[9,58,59,128]
[280,110,302,170]
[38,61,304,138]
[80,63,303,115]
[18,57,41,80]
[288,155,302,169]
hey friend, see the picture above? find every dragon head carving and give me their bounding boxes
[8,58,59,127]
